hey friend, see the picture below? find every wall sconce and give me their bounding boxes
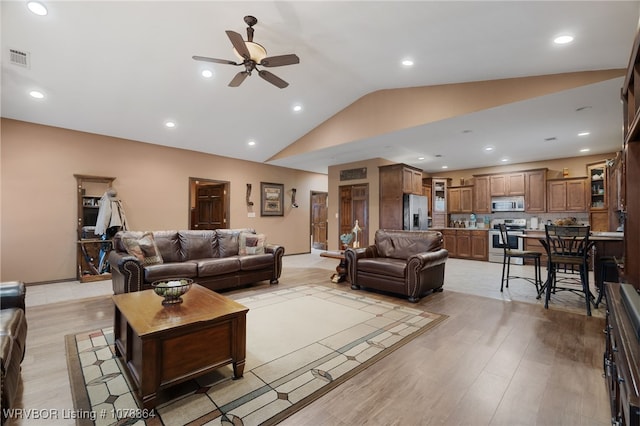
[291,188,298,208]
[246,183,254,206]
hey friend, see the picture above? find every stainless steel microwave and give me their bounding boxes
[491,196,525,212]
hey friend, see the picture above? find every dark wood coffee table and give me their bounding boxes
[112,284,249,409]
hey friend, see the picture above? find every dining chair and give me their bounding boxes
[498,224,542,296]
[543,224,593,316]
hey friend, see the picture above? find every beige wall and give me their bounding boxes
[1,119,327,284]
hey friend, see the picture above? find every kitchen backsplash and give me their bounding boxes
[449,212,589,229]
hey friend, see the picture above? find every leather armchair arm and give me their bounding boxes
[345,246,378,284]
[265,244,285,283]
[108,251,144,294]
[0,281,26,311]
[407,249,449,271]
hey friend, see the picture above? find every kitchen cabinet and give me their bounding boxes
[546,177,588,213]
[524,169,547,213]
[448,185,473,213]
[473,175,491,213]
[442,229,456,255]
[379,163,424,229]
[441,228,487,260]
[490,172,525,197]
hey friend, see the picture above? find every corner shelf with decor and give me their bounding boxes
[74,174,116,283]
[587,161,610,231]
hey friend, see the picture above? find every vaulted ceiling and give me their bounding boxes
[2,1,639,174]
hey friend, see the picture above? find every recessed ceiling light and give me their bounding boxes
[580,148,591,153]
[247,140,256,146]
[165,121,176,128]
[401,59,414,67]
[201,69,213,78]
[292,104,303,112]
[484,146,495,152]
[29,90,44,99]
[578,131,590,136]
[418,157,425,160]
[501,158,509,162]
[441,165,448,169]
[554,35,574,44]
[27,1,47,16]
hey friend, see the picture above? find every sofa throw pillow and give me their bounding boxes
[239,232,266,255]
[122,232,163,266]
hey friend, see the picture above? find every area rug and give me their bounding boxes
[65,285,446,426]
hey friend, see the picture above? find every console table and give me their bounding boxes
[604,283,640,425]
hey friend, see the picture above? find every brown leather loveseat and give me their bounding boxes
[1,281,27,425]
[109,229,284,294]
[345,229,448,302]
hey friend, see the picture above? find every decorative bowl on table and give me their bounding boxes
[151,278,193,305]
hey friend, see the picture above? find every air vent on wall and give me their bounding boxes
[9,49,30,68]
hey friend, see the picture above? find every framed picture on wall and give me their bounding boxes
[260,182,284,216]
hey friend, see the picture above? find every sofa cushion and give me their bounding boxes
[216,230,241,257]
[178,231,215,261]
[357,258,406,279]
[239,232,266,255]
[144,262,198,282]
[239,254,273,271]
[375,230,442,259]
[196,257,241,277]
[122,232,163,265]
[152,231,181,263]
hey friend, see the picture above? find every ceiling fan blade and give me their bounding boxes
[229,71,249,87]
[192,55,239,65]
[260,54,300,67]
[259,70,289,88]
[226,30,250,60]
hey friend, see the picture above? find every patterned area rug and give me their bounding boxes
[65,285,446,426]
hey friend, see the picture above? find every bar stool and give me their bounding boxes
[499,224,543,296]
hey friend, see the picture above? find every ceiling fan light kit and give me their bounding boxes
[193,15,299,89]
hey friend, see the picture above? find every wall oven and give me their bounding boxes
[488,219,526,264]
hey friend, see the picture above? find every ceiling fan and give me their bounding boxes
[193,15,300,89]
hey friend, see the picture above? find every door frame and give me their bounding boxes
[188,177,230,229]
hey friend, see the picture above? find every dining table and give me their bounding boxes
[519,231,624,304]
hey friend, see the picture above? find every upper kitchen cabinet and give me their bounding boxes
[490,172,525,197]
[379,163,424,230]
[473,175,491,213]
[547,177,588,213]
[448,185,473,213]
[524,169,547,213]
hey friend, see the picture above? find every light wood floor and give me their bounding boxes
[11,254,610,425]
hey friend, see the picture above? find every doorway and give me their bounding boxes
[311,191,328,250]
[339,184,369,248]
[189,178,230,230]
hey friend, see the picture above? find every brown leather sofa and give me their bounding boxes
[109,229,284,294]
[345,229,448,302]
[1,281,27,425]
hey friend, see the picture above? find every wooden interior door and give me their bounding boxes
[189,178,229,230]
[195,184,225,229]
[311,191,328,250]
[339,184,369,248]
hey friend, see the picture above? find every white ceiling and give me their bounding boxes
[2,1,639,174]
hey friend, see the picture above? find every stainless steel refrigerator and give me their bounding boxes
[403,194,429,230]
